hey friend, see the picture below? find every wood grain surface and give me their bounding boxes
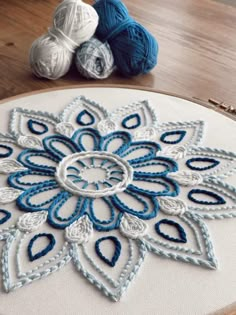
[0,0,236,110]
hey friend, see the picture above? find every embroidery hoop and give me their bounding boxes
[0,85,235,315]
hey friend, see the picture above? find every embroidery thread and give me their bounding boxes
[0,95,234,301]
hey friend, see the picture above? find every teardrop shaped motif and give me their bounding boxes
[186,157,220,171]
[155,219,187,243]
[27,119,49,135]
[76,110,95,126]
[188,189,226,205]
[122,114,141,129]
[95,236,121,267]
[0,144,13,158]
[160,130,186,144]
[0,209,11,225]
[28,233,56,262]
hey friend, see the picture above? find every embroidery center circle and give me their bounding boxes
[55,151,133,198]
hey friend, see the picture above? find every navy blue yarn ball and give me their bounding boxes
[93,0,158,77]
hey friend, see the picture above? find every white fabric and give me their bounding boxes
[0,87,235,315]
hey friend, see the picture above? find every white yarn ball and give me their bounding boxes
[29,33,73,80]
[53,0,99,45]
[29,0,99,80]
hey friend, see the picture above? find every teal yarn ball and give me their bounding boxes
[75,37,115,79]
[93,0,158,77]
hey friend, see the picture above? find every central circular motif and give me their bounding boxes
[55,151,133,198]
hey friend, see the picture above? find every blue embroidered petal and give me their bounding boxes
[143,212,217,269]
[17,149,58,172]
[95,236,121,267]
[8,170,54,190]
[76,109,95,126]
[157,120,205,147]
[16,180,61,212]
[110,190,158,219]
[185,146,236,178]
[43,135,79,160]
[186,157,220,171]
[47,193,88,229]
[155,219,187,243]
[0,209,11,225]
[0,144,13,158]
[87,197,122,231]
[102,131,132,155]
[128,177,179,197]
[160,130,186,144]
[120,141,161,164]
[132,156,178,178]
[188,189,226,205]
[121,113,141,129]
[28,233,56,261]
[187,179,236,219]
[27,119,49,135]
[72,128,103,151]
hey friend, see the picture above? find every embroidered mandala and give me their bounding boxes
[0,96,235,301]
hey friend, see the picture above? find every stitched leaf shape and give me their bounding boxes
[59,96,108,128]
[9,107,58,139]
[143,212,217,269]
[1,231,71,292]
[185,146,236,179]
[71,229,147,301]
[185,179,236,219]
[110,100,158,134]
[0,159,27,174]
[157,120,205,148]
[160,130,186,144]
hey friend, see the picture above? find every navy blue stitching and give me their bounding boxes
[129,176,179,197]
[120,141,161,164]
[43,135,79,160]
[186,157,220,171]
[0,144,13,158]
[0,209,11,225]
[111,191,158,219]
[27,119,49,135]
[102,131,132,155]
[72,128,103,151]
[76,109,95,126]
[160,130,186,144]
[95,236,121,267]
[28,233,56,261]
[188,189,226,205]
[155,219,187,243]
[122,113,141,129]
[48,197,88,229]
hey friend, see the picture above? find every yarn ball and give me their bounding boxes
[29,33,73,80]
[93,0,158,77]
[53,0,99,45]
[75,37,115,79]
[29,0,99,80]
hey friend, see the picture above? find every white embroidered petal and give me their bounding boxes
[17,135,42,149]
[169,170,203,186]
[0,159,27,174]
[0,187,22,204]
[17,211,48,232]
[55,122,75,138]
[158,197,187,216]
[133,127,157,141]
[97,119,118,134]
[120,213,148,239]
[65,215,93,244]
[157,145,187,160]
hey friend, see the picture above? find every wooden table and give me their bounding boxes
[0,0,236,110]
